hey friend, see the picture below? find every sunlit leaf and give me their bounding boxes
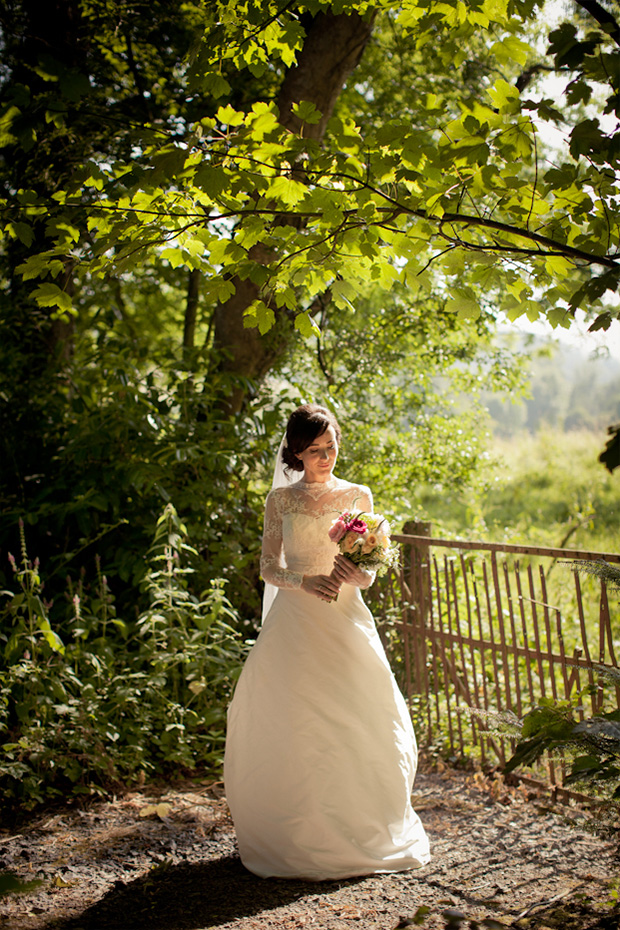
[31,283,73,316]
[291,100,322,125]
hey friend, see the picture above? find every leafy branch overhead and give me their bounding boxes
[5,0,620,336]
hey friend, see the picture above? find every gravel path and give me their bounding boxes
[0,765,617,930]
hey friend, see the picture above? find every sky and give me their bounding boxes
[511,313,620,360]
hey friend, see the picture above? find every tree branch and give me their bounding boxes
[311,289,335,385]
[515,63,556,93]
[183,268,200,352]
[434,208,620,269]
[78,189,620,275]
[575,0,620,49]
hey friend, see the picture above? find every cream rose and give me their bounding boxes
[374,522,390,546]
[342,532,362,554]
[362,533,378,554]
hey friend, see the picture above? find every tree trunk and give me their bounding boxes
[211,9,376,415]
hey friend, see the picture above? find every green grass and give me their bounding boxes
[417,429,620,556]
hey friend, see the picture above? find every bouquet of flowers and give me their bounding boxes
[328,510,399,576]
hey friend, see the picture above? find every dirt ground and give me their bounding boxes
[0,764,618,930]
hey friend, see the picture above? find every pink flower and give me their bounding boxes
[346,517,368,535]
[328,518,347,543]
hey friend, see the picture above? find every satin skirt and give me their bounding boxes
[224,584,431,880]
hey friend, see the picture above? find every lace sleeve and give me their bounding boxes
[357,485,373,515]
[260,491,304,590]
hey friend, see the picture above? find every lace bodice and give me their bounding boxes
[260,477,373,589]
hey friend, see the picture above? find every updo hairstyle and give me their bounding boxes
[281,404,341,473]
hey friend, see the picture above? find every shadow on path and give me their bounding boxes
[47,855,363,930]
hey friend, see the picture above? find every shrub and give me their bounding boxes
[0,505,248,811]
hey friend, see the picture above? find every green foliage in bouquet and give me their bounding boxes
[0,505,248,811]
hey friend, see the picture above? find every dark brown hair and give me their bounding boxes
[281,404,341,473]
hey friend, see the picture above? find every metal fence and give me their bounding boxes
[375,523,620,789]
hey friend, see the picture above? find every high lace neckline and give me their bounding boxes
[296,475,339,495]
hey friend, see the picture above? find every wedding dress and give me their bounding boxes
[223,475,430,880]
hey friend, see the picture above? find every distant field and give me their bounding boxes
[417,428,620,556]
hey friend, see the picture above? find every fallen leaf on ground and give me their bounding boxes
[138,803,172,819]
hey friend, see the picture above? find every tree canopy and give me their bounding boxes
[2,0,620,616]
[6,1,620,336]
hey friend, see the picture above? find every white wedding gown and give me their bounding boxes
[224,476,430,880]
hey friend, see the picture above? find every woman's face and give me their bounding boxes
[296,425,339,483]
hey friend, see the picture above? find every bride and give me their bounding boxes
[224,404,430,880]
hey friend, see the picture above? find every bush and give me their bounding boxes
[0,505,248,811]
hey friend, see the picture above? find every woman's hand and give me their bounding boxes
[331,555,373,589]
[301,573,342,602]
